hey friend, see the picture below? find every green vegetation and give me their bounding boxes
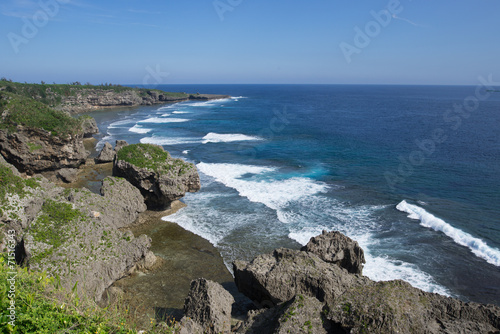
[0,165,39,207]
[0,80,188,109]
[0,257,180,333]
[116,144,194,176]
[0,91,82,137]
[29,200,87,263]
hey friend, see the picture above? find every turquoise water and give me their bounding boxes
[90,84,500,305]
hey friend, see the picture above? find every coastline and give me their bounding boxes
[54,142,236,325]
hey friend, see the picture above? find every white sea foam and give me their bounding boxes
[140,137,199,145]
[197,162,328,213]
[138,117,189,124]
[201,133,263,144]
[189,98,231,107]
[182,150,190,154]
[108,119,134,128]
[161,113,171,117]
[397,200,500,267]
[129,125,152,134]
[173,111,190,114]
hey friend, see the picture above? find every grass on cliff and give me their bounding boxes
[0,257,180,333]
[116,144,193,175]
[0,165,39,207]
[0,91,83,137]
[0,80,188,108]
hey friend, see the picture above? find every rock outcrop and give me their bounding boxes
[0,125,88,174]
[95,142,115,163]
[95,140,129,164]
[231,233,500,334]
[0,157,151,302]
[113,143,200,210]
[233,248,370,307]
[301,230,365,274]
[80,116,99,138]
[181,278,234,334]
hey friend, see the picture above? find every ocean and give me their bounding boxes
[89,84,500,306]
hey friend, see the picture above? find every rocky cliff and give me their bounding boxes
[178,231,500,334]
[0,80,230,114]
[0,91,94,174]
[112,143,201,210]
[0,156,154,302]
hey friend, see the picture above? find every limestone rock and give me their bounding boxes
[0,125,88,174]
[114,140,128,153]
[326,279,500,334]
[57,168,79,183]
[301,230,365,274]
[112,144,200,210]
[95,142,115,164]
[233,233,500,334]
[233,248,370,307]
[182,278,234,334]
[80,116,99,138]
[236,295,330,334]
[135,250,158,271]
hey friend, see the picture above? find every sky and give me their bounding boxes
[0,0,499,85]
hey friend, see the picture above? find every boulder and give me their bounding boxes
[236,295,331,334]
[0,125,88,174]
[80,116,99,138]
[326,279,500,334]
[233,233,500,334]
[301,230,365,274]
[182,278,234,334]
[233,248,370,307]
[113,144,200,210]
[57,168,79,183]
[95,142,115,164]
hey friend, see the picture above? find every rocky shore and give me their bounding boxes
[1,82,500,333]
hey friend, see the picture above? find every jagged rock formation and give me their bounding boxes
[0,157,151,302]
[180,278,234,334]
[234,248,370,307]
[112,143,200,210]
[95,142,114,163]
[95,140,129,164]
[0,125,88,174]
[301,230,365,274]
[231,233,500,334]
[80,116,99,138]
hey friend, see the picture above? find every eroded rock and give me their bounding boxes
[0,125,88,174]
[95,142,114,164]
[182,278,235,334]
[301,230,365,274]
[113,143,200,210]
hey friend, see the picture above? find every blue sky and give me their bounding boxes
[0,0,499,85]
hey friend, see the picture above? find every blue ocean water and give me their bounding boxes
[92,84,500,305]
